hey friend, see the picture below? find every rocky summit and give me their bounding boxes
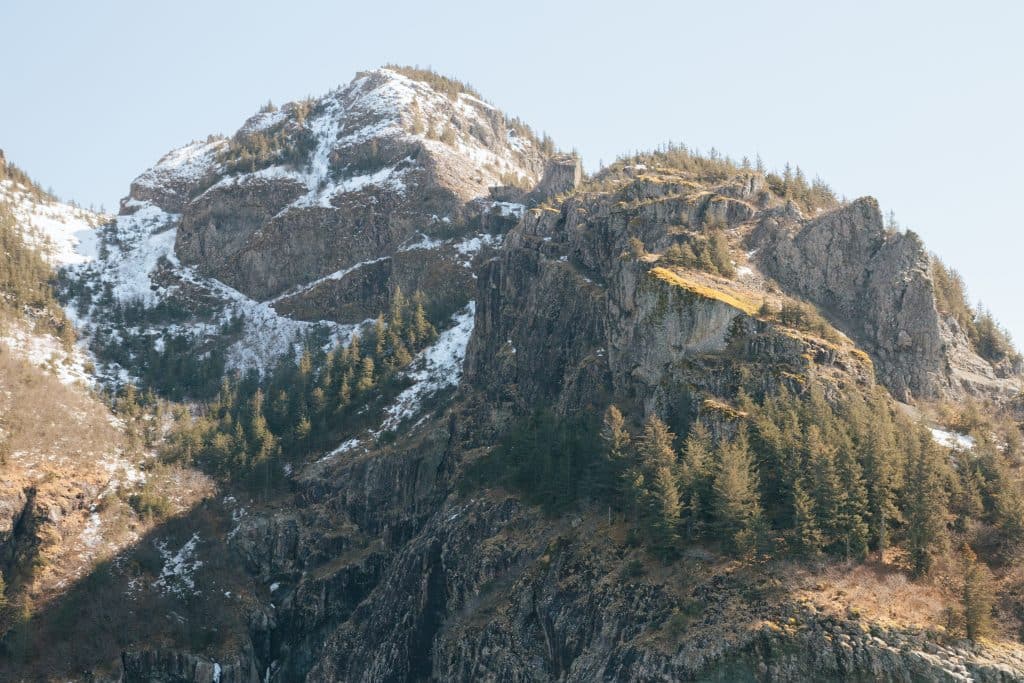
[1,66,1024,683]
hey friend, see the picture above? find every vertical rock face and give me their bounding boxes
[528,153,582,202]
[752,198,945,400]
[466,174,876,421]
[752,197,1021,400]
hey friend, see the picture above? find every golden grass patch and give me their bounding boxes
[650,266,760,316]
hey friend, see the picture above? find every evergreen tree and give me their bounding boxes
[712,429,763,555]
[247,389,276,463]
[835,445,870,561]
[792,478,825,558]
[410,290,435,345]
[952,455,985,533]
[599,405,631,515]
[357,356,375,393]
[389,286,407,333]
[338,376,352,409]
[805,425,844,549]
[708,231,735,277]
[860,392,900,555]
[636,416,681,555]
[678,421,713,538]
[374,314,387,357]
[349,331,361,361]
[904,432,948,577]
[961,543,995,641]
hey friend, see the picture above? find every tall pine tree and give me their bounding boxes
[712,429,763,555]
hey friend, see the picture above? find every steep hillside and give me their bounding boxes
[3,69,1024,683]
[468,154,1021,408]
[0,164,217,679]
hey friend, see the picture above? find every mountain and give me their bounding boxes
[2,67,1024,682]
[62,67,573,392]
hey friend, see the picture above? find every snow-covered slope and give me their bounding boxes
[129,67,544,224]
[0,176,103,383]
[1,178,101,266]
[62,66,551,387]
[65,200,362,379]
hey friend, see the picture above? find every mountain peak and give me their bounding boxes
[128,65,550,218]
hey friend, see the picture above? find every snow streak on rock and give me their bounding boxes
[152,533,203,595]
[380,302,475,432]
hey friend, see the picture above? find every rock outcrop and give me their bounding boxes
[121,649,260,683]
[467,172,876,423]
[752,197,1021,400]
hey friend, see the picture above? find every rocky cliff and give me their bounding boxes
[751,197,1021,401]
[5,69,1024,683]
[100,159,1023,681]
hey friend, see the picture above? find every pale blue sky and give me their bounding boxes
[3,1,1022,345]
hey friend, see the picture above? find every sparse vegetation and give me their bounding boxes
[0,202,73,341]
[160,288,437,496]
[379,64,484,101]
[660,230,735,277]
[649,267,760,316]
[769,300,844,344]
[216,100,317,175]
[126,482,173,521]
[932,258,1020,365]
[596,143,839,214]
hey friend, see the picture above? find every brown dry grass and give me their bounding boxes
[788,556,949,631]
[0,341,215,607]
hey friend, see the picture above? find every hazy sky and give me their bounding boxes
[3,1,1022,345]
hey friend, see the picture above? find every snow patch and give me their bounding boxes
[81,511,102,549]
[491,201,525,219]
[930,428,975,452]
[379,302,475,432]
[0,322,92,386]
[134,138,224,189]
[399,232,446,252]
[323,437,361,462]
[153,533,203,595]
[453,233,502,256]
[1,179,101,266]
